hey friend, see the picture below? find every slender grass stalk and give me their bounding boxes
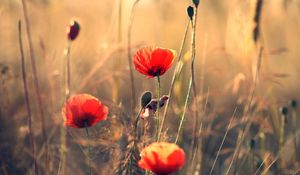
[175,76,192,144]
[59,42,72,175]
[189,5,201,173]
[225,47,264,175]
[112,0,123,103]
[279,114,285,147]
[128,108,143,175]
[291,105,298,162]
[85,128,92,175]
[157,19,190,141]
[18,20,37,175]
[209,108,237,175]
[65,43,71,99]
[156,76,161,140]
[258,131,299,174]
[127,0,140,115]
[253,154,269,175]
[20,0,49,172]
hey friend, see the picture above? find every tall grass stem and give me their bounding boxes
[127,0,140,115]
[157,19,190,141]
[20,0,49,172]
[18,20,37,175]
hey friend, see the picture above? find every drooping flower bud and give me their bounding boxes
[141,91,152,108]
[280,106,288,123]
[67,19,80,41]
[290,99,298,108]
[280,106,288,116]
[187,6,194,20]
[193,0,200,8]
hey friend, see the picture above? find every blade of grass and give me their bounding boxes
[209,108,237,175]
[225,47,264,175]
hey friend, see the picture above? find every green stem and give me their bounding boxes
[85,127,92,175]
[156,75,161,141]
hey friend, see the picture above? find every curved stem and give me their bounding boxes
[175,76,192,144]
[128,108,143,174]
[20,0,49,172]
[127,0,140,115]
[157,19,190,141]
[18,20,37,175]
[189,6,201,173]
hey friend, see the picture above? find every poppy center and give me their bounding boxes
[148,66,164,76]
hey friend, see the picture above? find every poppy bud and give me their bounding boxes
[141,91,152,108]
[249,139,256,150]
[187,6,194,20]
[280,106,288,124]
[290,99,298,108]
[280,106,288,116]
[67,19,80,41]
[193,0,200,8]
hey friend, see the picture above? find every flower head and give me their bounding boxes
[133,46,176,78]
[67,19,80,41]
[141,95,169,119]
[62,94,108,128]
[138,142,185,175]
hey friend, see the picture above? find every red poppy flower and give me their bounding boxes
[133,46,176,78]
[138,142,185,175]
[62,94,108,128]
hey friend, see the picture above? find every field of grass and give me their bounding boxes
[1,0,300,174]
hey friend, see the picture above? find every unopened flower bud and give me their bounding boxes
[141,91,152,108]
[280,106,288,116]
[67,19,80,41]
[290,99,298,108]
[187,6,194,20]
[193,0,200,8]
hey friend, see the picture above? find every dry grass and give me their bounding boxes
[1,0,300,174]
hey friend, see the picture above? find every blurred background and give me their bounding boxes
[0,0,300,174]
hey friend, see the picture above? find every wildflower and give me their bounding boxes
[141,95,169,119]
[133,46,176,78]
[62,94,108,128]
[138,142,185,175]
[67,19,80,41]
